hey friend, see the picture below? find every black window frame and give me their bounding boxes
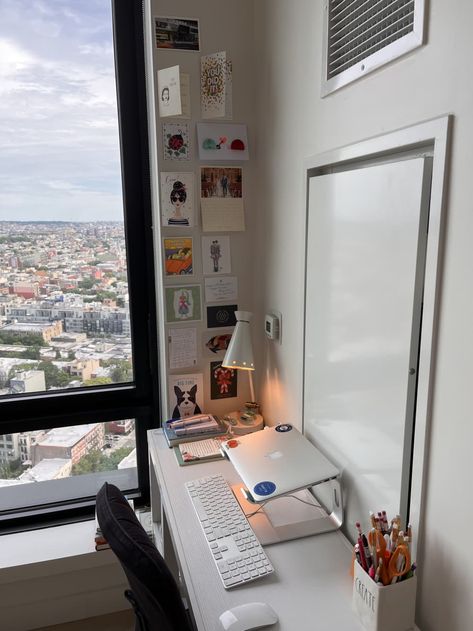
[0,0,160,532]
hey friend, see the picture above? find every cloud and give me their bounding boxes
[0,0,123,221]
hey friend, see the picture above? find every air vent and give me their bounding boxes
[322,0,425,96]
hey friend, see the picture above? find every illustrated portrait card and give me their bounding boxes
[201,235,231,275]
[155,17,200,52]
[210,361,237,400]
[160,172,194,227]
[207,304,237,328]
[157,65,182,118]
[162,122,191,160]
[201,51,232,119]
[203,329,233,356]
[165,285,202,323]
[163,237,193,276]
[197,123,249,161]
[168,373,204,420]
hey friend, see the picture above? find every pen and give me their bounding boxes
[169,414,212,428]
[356,522,372,568]
[174,420,218,435]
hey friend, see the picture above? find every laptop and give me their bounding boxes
[221,424,339,503]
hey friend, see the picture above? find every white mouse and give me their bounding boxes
[219,602,278,631]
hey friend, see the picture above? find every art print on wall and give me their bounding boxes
[207,304,237,328]
[203,330,233,356]
[200,166,242,199]
[160,172,194,227]
[201,51,232,119]
[165,285,202,323]
[201,235,231,274]
[157,65,182,118]
[155,17,200,52]
[210,361,237,400]
[168,373,204,420]
[163,122,191,160]
[197,123,249,161]
[163,237,193,276]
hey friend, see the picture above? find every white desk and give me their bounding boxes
[148,429,364,631]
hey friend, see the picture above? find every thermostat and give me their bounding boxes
[265,312,280,341]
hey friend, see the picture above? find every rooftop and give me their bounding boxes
[37,424,100,448]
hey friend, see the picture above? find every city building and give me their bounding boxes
[68,359,100,382]
[1,320,63,343]
[32,424,105,465]
[19,458,72,482]
[10,370,46,394]
[0,433,20,464]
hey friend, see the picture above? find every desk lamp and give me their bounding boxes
[221,311,263,433]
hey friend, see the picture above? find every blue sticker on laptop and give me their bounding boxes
[275,423,292,432]
[254,481,276,496]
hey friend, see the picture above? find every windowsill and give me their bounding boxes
[0,519,117,576]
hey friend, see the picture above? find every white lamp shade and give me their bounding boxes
[222,311,255,371]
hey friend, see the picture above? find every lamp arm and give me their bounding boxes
[248,370,255,403]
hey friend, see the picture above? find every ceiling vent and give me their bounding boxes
[322,0,425,96]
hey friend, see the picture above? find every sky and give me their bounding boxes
[0,0,124,222]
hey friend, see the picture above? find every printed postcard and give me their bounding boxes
[165,285,202,323]
[201,51,232,119]
[168,327,197,370]
[163,122,191,161]
[197,123,249,161]
[207,304,237,328]
[155,17,200,51]
[157,65,182,118]
[168,373,204,420]
[200,166,242,199]
[201,235,231,275]
[163,237,193,276]
[210,361,237,400]
[203,329,233,356]
[204,276,238,303]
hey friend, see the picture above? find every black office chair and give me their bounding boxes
[96,482,194,631]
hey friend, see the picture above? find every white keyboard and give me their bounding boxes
[186,474,274,589]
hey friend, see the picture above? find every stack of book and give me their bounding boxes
[163,414,228,448]
[94,499,154,551]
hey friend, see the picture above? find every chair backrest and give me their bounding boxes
[96,482,193,631]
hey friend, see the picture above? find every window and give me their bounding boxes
[0,0,158,530]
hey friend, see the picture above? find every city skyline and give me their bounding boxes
[0,0,123,222]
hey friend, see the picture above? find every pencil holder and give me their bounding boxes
[352,561,417,631]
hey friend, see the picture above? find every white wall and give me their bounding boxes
[253,2,473,630]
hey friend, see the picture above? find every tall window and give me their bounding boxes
[0,0,158,528]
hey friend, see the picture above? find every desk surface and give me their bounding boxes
[148,429,364,631]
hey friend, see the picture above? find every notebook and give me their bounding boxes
[221,424,339,502]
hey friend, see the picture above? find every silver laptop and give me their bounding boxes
[221,424,339,503]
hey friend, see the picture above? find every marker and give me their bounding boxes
[354,543,362,567]
[381,510,389,533]
[370,528,377,569]
[356,522,372,568]
[374,558,383,584]
[369,511,377,529]
[377,512,384,533]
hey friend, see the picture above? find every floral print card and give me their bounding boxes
[162,122,191,160]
